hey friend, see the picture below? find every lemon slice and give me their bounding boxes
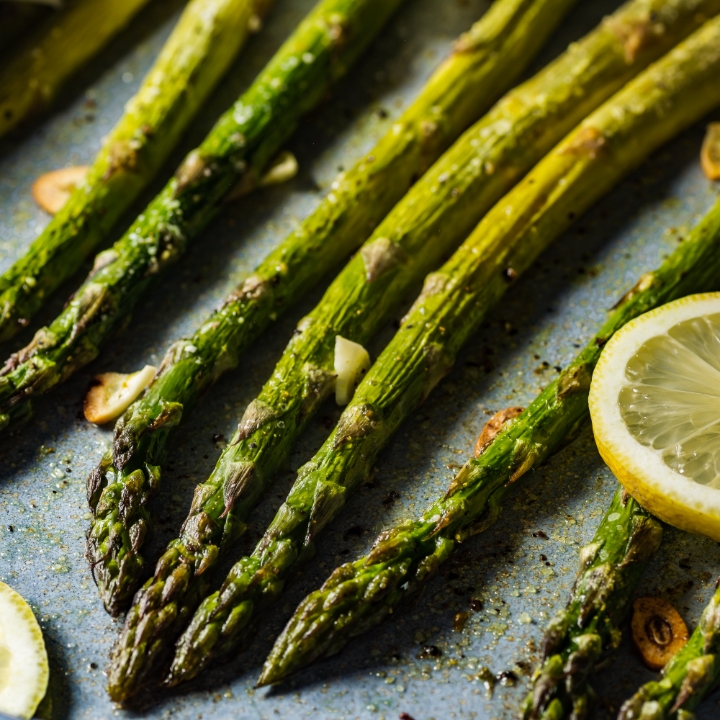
[589,292,720,541]
[0,582,49,719]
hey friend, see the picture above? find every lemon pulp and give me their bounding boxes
[0,582,49,719]
[618,312,720,488]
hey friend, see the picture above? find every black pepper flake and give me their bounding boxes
[470,597,483,612]
[418,645,441,659]
[382,490,400,506]
[533,530,548,539]
[497,670,518,686]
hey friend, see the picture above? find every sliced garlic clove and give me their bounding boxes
[334,335,370,406]
[84,365,157,425]
[701,123,720,181]
[32,166,89,214]
[258,151,298,188]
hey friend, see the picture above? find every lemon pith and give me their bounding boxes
[589,293,720,542]
[0,582,49,719]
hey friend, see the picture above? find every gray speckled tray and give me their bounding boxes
[2,1,720,718]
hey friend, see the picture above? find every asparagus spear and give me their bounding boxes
[252,23,720,686]
[107,0,713,695]
[0,0,406,436]
[0,0,151,139]
[0,0,276,343]
[100,0,586,697]
[524,488,662,720]
[94,0,583,615]
[619,588,720,719]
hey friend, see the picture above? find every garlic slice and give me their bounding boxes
[32,166,89,214]
[258,151,298,188]
[84,365,156,425]
[701,122,720,180]
[334,336,370,406]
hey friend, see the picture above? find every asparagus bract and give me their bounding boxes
[525,487,661,719]
[0,0,405,436]
[88,0,571,614]
[0,0,275,342]
[254,24,720,685]
[156,0,716,687]
[0,0,151,138]
[619,586,720,719]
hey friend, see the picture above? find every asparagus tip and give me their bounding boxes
[255,661,283,688]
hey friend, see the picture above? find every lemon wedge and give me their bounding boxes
[590,293,720,541]
[0,582,49,719]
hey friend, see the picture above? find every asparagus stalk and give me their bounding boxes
[99,0,587,698]
[252,23,720,686]
[524,488,662,720]
[619,589,720,719]
[0,0,151,139]
[108,0,713,695]
[0,0,276,343]
[0,0,406,436]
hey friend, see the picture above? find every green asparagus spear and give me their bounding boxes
[619,587,720,719]
[252,23,720,686]
[111,0,714,694]
[99,0,585,698]
[89,0,580,614]
[0,0,276,343]
[0,0,406,435]
[524,488,662,720]
[0,0,151,139]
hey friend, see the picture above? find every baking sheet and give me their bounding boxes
[2,0,720,718]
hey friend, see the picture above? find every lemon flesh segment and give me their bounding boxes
[0,582,49,719]
[589,293,720,541]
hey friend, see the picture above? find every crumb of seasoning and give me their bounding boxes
[497,669,518,686]
[453,611,470,632]
[418,645,441,660]
[476,666,495,696]
[532,530,548,539]
[383,490,401,506]
[470,597,483,612]
[399,714,415,720]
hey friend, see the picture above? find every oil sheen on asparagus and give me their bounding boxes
[0,0,275,342]
[0,0,405,436]
[250,20,720,685]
